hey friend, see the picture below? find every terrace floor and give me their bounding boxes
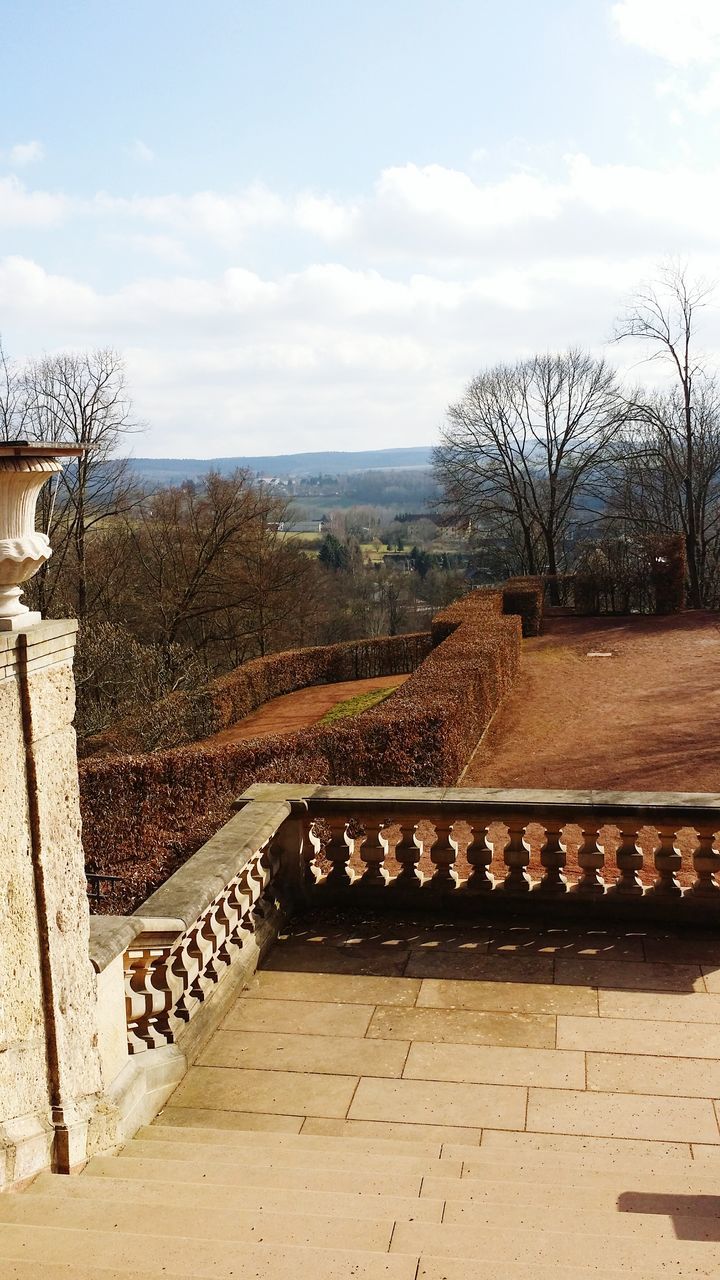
[164,911,720,1155]
[10,913,720,1277]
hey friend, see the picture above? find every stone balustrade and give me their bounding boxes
[278,785,720,920]
[118,783,720,1061]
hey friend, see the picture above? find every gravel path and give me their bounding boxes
[462,613,720,793]
[203,673,408,746]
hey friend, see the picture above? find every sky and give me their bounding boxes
[2,0,720,457]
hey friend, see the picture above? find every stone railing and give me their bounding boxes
[123,797,295,1053]
[239,783,720,926]
[118,783,720,1059]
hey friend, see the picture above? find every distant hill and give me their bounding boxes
[128,446,434,484]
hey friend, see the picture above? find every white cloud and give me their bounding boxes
[8,140,45,167]
[611,0,720,67]
[611,1,720,118]
[127,139,155,164]
[0,176,68,228]
[3,150,720,454]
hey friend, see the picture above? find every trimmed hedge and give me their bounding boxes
[80,589,522,912]
[82,632,432,757]
[501,577,544,638]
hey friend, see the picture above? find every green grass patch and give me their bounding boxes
[321,685,400,724]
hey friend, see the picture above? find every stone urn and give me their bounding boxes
[0,442,83,630]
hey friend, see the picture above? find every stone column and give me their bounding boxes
[0,620,108,1183]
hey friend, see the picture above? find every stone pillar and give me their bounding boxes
[0,620,107,1184]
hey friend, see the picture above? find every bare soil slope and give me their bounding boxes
[463,613,720,793]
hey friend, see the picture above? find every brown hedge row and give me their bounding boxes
[501,577,545,637]
[80,588,522,912]
[83,631,432,757]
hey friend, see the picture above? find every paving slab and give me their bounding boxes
[587,1052,720,1099]
[222,998,375,1037]
[367,1005,555,1048]
[153,1108,305,1134]
[555,958,704,992]
[199,1030,409,1077]
[246,971,420,1006]
[486,928,645,959]
[599,989,720,1024]
[418,978,597,1016]
[403,1041,585,1089]
[557,1015,720,1058]
[168,1065,359,1118]
[404,952,553,983]
[348,1076,527,1130]
[527,1086,720,1144]
[263,943,409,977]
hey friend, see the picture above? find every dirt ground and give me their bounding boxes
[462,613,720,793]
[203,673,408,746]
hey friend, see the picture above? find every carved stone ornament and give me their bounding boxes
[0,444,83,631]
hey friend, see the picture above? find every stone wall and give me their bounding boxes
[0,621,106,1184]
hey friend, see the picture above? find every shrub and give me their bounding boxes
[80,588,522,912]
[82,631,432,756]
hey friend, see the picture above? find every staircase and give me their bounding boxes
[3,915,720,1277]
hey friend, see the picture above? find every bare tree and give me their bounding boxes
[22,348,142,616]
[611,381,720,606]
[122,469,313,668]
[0,338,31,441]
[615,264,714,608]
[434,350,625,601]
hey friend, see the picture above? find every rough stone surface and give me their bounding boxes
[0,623,107,1182]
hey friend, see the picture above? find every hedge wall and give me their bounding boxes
[501,577,544,637]
[80,588,522,912]
[83,631,432,757]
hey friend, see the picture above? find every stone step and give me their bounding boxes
[23,1178,720,1246]
[120,1133,714,1189]
[422,1172,720,1217]
[118,1135,464,1177]
[0,1194,396,1254]
[392,1218,720,1269]
[135,1122,450,1161]
[0,1224,418,1279]
[0,1261,689,1280]
[30,1171,444,1224]
[393,1219,720,1274]
[85,1153,429,1197]
[155,1106,484,1149]
[133,1123,708,1177]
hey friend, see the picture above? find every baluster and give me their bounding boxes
[393,819,422,887]
[359,818,389,885]
[651,826,682,898]
[304,817,322,887]
[323,816,353,887]
[608,824,644,896]
[502,819,532,893]
[574,826,605,895]
[538,823,568,895]
[690,828,720,899]
[428,817,459,891]
[466,820,493,892]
